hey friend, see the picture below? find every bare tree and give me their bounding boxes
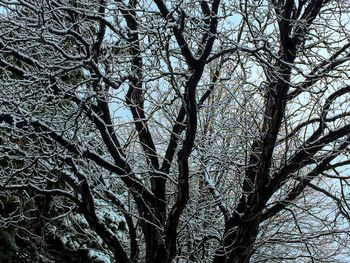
[1,0,350,262]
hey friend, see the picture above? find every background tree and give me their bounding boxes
[1,0,350,262]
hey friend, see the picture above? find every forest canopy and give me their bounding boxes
[1,0,350,262]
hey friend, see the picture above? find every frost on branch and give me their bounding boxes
[1,0,350,262]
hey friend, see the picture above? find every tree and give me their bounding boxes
[1,0,350,262]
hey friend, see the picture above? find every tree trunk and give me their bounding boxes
[213,211,261,263]
[144,226,170,263]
